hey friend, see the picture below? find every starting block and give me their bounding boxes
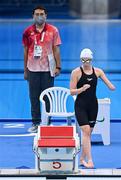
[33,126,80,174]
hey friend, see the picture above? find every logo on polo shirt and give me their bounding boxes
[31,32,34,35]
[46,32,53,36]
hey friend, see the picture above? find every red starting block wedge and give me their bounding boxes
[38,126,75,147]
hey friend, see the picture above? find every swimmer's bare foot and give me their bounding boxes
[80,159,88,167]
[86,160,94,168]
[80,159,94,168]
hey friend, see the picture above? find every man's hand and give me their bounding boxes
[24,69,28,80]
[54,68,61,77]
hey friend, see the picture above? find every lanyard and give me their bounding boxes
[34,31,45,45]
[40,32,45,42]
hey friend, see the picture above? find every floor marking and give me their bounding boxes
[3,123,25,128]
[0,133,36,137]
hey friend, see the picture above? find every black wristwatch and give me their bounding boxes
[56,67,61,70]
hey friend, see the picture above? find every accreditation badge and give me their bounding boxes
[34,45,42,58]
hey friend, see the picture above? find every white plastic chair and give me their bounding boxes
[40,87,75,125]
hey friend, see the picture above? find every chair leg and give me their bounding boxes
[41,115,49,125]
[47,117,51,125]
[67,117,72,125]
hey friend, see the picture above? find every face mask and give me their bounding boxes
[34,16,46,25]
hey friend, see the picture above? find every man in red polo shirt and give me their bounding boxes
[23,5,61,133]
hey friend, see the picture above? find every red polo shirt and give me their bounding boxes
[23,23,61,72]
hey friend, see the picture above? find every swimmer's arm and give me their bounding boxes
[70,70,90,95]
[98,69,115,90]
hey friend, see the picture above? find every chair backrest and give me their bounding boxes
[40,87,75,113]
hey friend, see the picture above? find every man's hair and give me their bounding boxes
[32,5,47,15]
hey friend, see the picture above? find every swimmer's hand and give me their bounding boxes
[77,84,90,94]
[82,84,91,92]
[70,84,91,95]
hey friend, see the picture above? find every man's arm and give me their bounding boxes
[24,46,28,80]
[53,45,61,76]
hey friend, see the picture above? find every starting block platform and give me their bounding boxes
[33,125,80,174]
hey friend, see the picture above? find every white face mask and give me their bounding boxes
[34,16,46,25]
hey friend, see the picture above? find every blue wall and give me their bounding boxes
[0,19,121,120]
